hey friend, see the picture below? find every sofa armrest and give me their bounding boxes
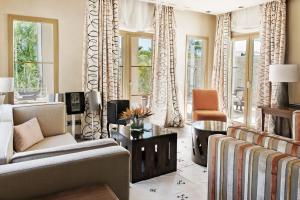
[11,138,118,163]
[0,146,130,200]
[0,122,14,165]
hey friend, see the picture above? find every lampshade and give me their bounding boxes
[88,90,101,111]
[0,77,14,93]
[269,64,299,82]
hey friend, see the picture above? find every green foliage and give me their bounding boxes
[188,39,202,59]
[137,46,152,94]
[14,21,40,91]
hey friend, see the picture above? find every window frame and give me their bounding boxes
[7,14,59,104]
[184,35,209,124]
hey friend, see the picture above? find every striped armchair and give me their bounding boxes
[208,126,300,200]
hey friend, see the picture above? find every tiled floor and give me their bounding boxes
[130,126,208,200]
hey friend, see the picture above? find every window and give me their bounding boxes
[8,15,58,104]
[119,32,153,107]
[229,33,261,126]
[185,36,208,123]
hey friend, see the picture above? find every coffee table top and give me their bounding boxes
[192,120,227,132]
[114,123,176,140]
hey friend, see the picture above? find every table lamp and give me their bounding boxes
[269,64,299,107]
[0,77,14,105]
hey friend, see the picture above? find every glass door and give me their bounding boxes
[130,36,152,107]
[185,36,208,123]
[230,39,248,123]
[229,34,261,126]
[248,37,261,125]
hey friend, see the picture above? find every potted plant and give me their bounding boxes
[121,107,153,138]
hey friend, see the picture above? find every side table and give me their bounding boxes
[192,120,227,166]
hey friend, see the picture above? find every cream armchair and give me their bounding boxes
[0,103,130,200]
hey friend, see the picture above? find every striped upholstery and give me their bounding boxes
[228,126,300,157]
[208,127,300,200]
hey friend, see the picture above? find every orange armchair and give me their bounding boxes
[192,89,227,122]
[293,111,300,141]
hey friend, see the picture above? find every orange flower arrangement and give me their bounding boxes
[121,107,153,120]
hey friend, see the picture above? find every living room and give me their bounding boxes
[1,0,300,199]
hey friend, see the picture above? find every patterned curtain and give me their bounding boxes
[256,0,286,132]
[150,5,183,127]
[211,13,231,112]
[82,0,120,138]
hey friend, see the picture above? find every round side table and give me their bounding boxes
[191,120,227,166]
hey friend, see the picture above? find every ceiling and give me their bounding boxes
[140,0,273,15]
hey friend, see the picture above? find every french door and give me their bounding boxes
[229,33,261,126]
[119,32,153,107]
[184,36,208,123]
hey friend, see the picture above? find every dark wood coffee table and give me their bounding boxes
[192,120,227,166]
[111,124,177,183]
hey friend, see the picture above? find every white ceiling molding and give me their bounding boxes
[140,0,274,15]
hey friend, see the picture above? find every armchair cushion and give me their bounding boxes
[26,133,76,152]
[192,110,227,122]
[11,138,117,163]
[14,118,44,152]
[192,89,219,111]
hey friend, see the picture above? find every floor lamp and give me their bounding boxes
[87,90,101,139]
[269,64,299,107]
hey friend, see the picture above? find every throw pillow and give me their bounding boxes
[14,118,44,152]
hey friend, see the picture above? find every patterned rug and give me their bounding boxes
[130,126,208,200]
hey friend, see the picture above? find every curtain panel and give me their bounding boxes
[150,5,183,127]
[256,0,286,132]
[211,13,231,112]
[82,0,120,137]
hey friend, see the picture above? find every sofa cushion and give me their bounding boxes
[13,103,66,137]
[11,138,118,163]
[14,118,45,152]
[227,126,300,158]
[26,133,76,152]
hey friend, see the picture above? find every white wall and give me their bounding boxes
[175,10,216,117]
[0,0,85,92]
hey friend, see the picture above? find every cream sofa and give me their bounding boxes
[0,103,130,200]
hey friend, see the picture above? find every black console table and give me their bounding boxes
[111,123,177,183]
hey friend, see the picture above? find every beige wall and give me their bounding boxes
[0,0,216,116]
[287,0,300,104]
[175,10,216,116]
[0,0,85,92]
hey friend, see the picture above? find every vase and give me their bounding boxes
[131,117,144,139]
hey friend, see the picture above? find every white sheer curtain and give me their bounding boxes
[119,0,154,32]
[231,6,262,33]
